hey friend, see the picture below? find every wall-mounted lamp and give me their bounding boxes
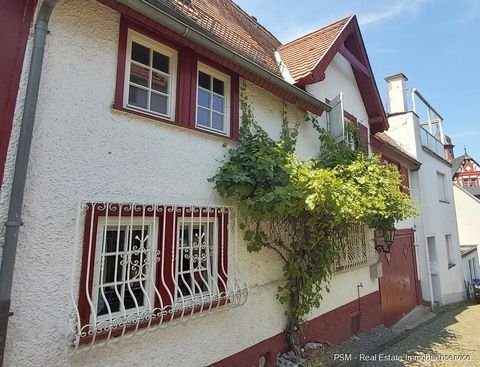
[375,227,396,254]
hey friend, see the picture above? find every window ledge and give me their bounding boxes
[448,263,456,269]
[439,200,450,204]
[112,104,238,141]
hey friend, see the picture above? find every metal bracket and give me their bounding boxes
[4,221,23,227]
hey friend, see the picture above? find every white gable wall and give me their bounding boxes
[453,185,480,246]
[306,53,369,131]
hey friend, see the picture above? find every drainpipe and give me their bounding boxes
[0,0,58,364]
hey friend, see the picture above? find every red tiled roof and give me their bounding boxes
[166,0,282,74]
[277,16,352,81]
[373,132,421,167]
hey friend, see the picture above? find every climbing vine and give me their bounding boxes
[209,91,416,356]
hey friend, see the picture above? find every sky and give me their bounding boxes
[235,0,480,160]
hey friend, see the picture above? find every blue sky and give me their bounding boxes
[235,0,480,160]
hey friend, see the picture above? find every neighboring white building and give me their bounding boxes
[384,74,465,308]
[0,1,391,367]
[453,184,480,282]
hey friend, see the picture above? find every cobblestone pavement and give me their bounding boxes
[360,302,480,367]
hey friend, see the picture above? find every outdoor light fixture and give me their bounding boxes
[375,227,396,254]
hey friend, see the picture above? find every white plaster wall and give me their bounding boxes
[453,185,480,246]
[2,1,380,366]
[386,112,464,306]
[306,53,369,131]
[0,16,36,262]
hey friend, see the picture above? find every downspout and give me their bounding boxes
[0,0,58,364]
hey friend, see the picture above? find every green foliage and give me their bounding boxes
[210,94,416,355]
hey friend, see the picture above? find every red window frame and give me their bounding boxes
[381,156,410,194]
[114,16,239,140]
[77,203,229,342]
[343,110,369,153]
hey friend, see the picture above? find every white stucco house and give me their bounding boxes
[453,184,480,282]
[383,73,465,308]
[0,1,412,366]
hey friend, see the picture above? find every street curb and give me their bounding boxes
[335,312,441,367]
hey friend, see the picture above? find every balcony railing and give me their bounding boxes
[420,126,445,158]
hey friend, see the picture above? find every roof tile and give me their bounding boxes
[277,16,352,81]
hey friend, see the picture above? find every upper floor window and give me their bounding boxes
[437,171,448,202]
[124,30,177,120]
[196,63,230,136]
[115,19,240,140]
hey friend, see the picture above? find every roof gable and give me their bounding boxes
[277,16,351,82]
[277,15,388,133]
[452,154,480,176]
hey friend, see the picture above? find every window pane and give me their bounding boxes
[131,42,150,66]
[213,78,224,95]
[105,228,126,253]
[153,51,169,73]
[197,107,210,127]
[124,282,145,309]
[97,286,121,315]
[212,112,224,131]
[103,255,122,283]
[130,63,149,87]
[198,89,210,108]
[128,85,148,109]
[151,72,169,94]
[212,95,224,113]
[151,93,168,115]
[198,71,211,90]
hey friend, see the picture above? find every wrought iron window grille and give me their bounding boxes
[335,224,378,272]
[70,202,248,352]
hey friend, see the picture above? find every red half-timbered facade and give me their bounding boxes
[452,152,480,199]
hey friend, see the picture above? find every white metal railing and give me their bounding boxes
[70,202,248,352]
[412,88,447,157]
[335,224,378,272]
[420,126,445,158]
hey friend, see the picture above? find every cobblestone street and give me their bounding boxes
[360,303,480,366]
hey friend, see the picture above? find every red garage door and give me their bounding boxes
[378,228,420,327]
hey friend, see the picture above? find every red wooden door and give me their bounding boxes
[378,229,420,327]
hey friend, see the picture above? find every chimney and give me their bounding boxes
[385,73,408,114]
[444,135,455,162]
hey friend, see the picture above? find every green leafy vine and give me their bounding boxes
[209,89,416,356]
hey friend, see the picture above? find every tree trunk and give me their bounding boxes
[286,277,302,356]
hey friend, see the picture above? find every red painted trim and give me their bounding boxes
[0,0,37,186]
[208,291,382,367]
[114,16,240,140]
[77,204,230,340]
[295,16,388,132]
[339,45,370,78]
[98,0,325,117]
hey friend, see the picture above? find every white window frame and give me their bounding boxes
[174,216,219,305]
[195,62,231,136]
[436,171,448,202]
[124,29,178,120]
[91,216,158,325]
